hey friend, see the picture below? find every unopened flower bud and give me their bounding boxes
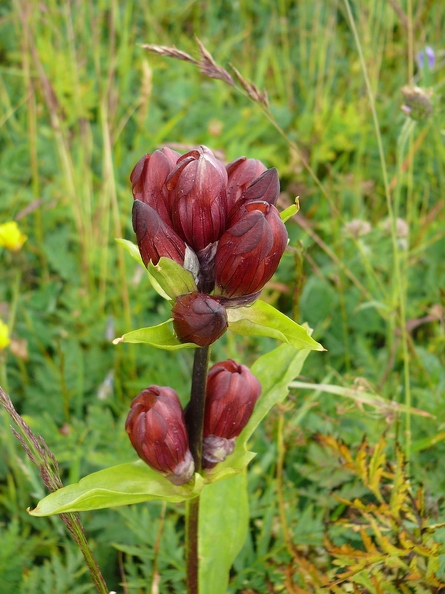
[214,201,288,297]
[130,148,180,226]
[132,199,186,266]
[238,168,280,208]
[202,359,261,468]
[172,292,228,347]
[125,386,194,486]
[226,156,267,211]
[166,146,228,252]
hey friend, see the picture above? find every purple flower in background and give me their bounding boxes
[416,46,435,70]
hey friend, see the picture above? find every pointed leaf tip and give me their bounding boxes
[227,300,324,351]
[114,320,197,351]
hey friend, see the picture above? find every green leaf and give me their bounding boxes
[29,346,314,515]
[199,472,249,594]
[116,241,197,300]
[113,319,196,350]
[205,343,312,480]
[280,198,299,222]
[115,237,145,267]
[116,238,171,299]
[148,257,197,300]
[28,461,204,516]
[227,300,324,351]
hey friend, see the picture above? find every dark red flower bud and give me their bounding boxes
[132,199,186,266]
[125,386,194,485]
[226,156,267,212]
[214,201,288,297]
[130,148,180,226]
[239,168,280,207]
[172,292,228,347]
[202,359,261,468]
[166,146,228,252]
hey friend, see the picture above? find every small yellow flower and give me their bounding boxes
[0,320,10,350]
[0,221,27,252]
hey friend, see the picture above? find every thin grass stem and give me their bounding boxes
[343,0,412,459]
[0,386,109,594]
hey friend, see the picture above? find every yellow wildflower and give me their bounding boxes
[0,320,10,350]
[0,221,27,251]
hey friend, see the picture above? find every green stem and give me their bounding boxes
[185,345,210,594]
[60,514,109,594]
[343,0,412,459]
[0,357,7,393]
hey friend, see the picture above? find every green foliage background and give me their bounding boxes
[1,0,445,591]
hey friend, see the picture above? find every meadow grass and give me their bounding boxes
[1,0,445,591]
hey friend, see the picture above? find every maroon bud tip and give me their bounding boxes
[240,168,280,207]
[226,157,267,212]
[125,386,194,485]
[132,200,186,266]
[131,148,181,226]
[172,292,228,347]
[167,146,229,252]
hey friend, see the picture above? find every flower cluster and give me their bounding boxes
[131,145,288,346]
[126,360,261,484]
[125,146,280,485]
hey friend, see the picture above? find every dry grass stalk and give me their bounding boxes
[142,38,270,107]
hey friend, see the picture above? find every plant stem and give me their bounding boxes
[185,345,210,594]
[187,346,210,471]
[186,497,200,594]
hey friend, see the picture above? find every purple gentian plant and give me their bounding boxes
[30,146,324,594]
